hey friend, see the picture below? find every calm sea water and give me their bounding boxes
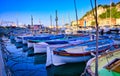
[6,40,86,76]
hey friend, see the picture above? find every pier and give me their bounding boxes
[0,40,7,76]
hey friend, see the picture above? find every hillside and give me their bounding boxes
[77,2,120,26]
[81,2,120,20]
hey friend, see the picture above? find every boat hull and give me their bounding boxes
[15,37,22,42]
[27,42,34,48]
[22,39,27,44]
[52,53,92,66]
[34,42,48,53]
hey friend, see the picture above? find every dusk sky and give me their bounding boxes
[0,0,119,26]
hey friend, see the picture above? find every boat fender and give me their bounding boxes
[90,52,95,57]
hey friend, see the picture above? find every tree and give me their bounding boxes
[98,4,102,7]
[111,2,115,7]
[91,21,96,26]
[116,2,120,5]
[102,5,109,8]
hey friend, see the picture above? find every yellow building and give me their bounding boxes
[116,19,120,25]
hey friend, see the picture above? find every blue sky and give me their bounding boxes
[0,0,119,26]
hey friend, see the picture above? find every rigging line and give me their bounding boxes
[94,0,99,76]
[74,0,79,30]
[90,0,99,76]
[90,0,96,20]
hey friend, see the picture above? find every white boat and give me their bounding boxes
[46,39,114,67]
[34,42,49,54]
[33,37,92,54]
[15,34,32,43]
[47,45,111,66]
[15,36,22,42]
[26,34,66,48]
[33,35,91,54]
[23,39,27,44]
[34,40,74,54]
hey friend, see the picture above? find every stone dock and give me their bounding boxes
[0,43,7,76]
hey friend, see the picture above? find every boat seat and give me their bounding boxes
[104,58,120,73]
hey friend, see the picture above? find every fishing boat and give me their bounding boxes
[46,39,114,67]
[34,35,91,54]
[34,40,71,54]
[15,33,52,43]
[86,48,120,76]
[109,35,120,45]
[27,36,52,48]
[27,34,65,48]
[14,33,32,43]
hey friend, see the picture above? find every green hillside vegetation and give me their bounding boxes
[81,2,120,20]
[99,7,120,19]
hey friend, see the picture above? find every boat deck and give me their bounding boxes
[88,49,120,76]
[64,46,88,53]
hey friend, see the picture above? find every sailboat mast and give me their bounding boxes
[110,0,112,26]
[50,15,52,29]
[68,13,71,25]
[55,10,58,34]
[94,0,99,76]
[31,15,33,26]
[74,0,79,31]
[16,19,18,27]
[50,15,52,34]
[31,15,34,35]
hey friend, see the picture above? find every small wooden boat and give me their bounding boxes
[14,34,32,43]
[46,39,114,67]
[27,34,65,48]
[34,36,91,54]
[86,48,120,76]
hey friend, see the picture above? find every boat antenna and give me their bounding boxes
[90,0,99,76]
[55,10,58,34]
[74,0,79,32]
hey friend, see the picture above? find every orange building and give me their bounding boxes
[78,19,84,27]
